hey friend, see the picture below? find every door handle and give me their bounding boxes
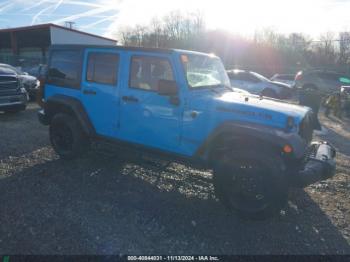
[122,96,139,103]
[83,89,96,95]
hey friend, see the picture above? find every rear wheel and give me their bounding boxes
[213,149,288,220]
[49,113,90,159]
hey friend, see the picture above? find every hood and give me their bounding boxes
[216,91,310,129]
[18,74,37,83]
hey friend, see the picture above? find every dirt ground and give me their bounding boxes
[0,103,349,255]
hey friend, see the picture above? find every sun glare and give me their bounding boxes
[104,0,350,37]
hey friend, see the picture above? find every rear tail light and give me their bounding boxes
[295,71,303,81]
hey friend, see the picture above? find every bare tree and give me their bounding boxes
[338,32,350,65]
[114,11,350,75]
[150,17,164,47]
[317,32,336,65]
[163,11,183,41]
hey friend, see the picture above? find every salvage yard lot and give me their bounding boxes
[0,103,349,254]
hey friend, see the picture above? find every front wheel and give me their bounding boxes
[49,113,90,160]
[213,150,288,220]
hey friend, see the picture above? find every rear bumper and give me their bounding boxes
[293,141,336,187]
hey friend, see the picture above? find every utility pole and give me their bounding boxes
[64,21,75,29]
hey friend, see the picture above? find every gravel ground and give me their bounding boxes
[0,103,349,255]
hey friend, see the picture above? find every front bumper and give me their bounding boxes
[0,93,27,111]
[293,141,336,187]
[24,82,40,99]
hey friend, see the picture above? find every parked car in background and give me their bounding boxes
[270,74,295,86]
[0,67,28,113]
[0,63,39,100]
[227,69,294,99]
[294,69,350,94]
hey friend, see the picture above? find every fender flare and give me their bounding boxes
[44,95,96,137]
[196,121,307,161]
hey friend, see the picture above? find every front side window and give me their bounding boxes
[87,53,119,85]
[237,72,260,83]
[47,50,81,88]
[181,54,230,89]
[129,56,174,91]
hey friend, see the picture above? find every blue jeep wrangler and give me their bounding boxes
[38,45,336,219]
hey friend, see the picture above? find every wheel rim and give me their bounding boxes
[51,123,73,152]
[221,159,271,213]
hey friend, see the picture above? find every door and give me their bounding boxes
[81,49,120,137]
[119,54,182,153]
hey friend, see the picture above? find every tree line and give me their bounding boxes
[113,11,350,76]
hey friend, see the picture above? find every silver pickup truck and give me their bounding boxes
[0,67,27,114]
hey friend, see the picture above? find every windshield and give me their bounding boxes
[181,54,230,89]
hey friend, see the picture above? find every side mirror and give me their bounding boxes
[158,79,178,96]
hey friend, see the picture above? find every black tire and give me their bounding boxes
[49,113,90,160]
[213,149,288,220]
[261,88,279,99]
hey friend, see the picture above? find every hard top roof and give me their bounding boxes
[49,44,215,57]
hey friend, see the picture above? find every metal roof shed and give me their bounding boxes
[0,23,117,65]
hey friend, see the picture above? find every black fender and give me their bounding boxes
[196,121,308,161]
[44,95,96,137]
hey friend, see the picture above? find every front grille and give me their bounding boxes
[299,112,313,143]
[0,76,19,95]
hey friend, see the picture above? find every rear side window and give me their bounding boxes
[47,50,81,89]
[129,56,174,91]
[87,53,119,85]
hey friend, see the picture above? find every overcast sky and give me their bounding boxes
[1,0,350,39]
